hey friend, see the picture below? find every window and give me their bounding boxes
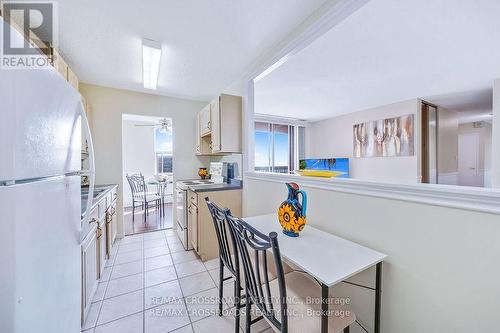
[254,121,305,174]
[155,127,173,174]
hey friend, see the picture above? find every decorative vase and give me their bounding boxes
[277,182,307,237]
[198,168,208,179]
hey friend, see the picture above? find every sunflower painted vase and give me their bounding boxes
[277,182,307,237]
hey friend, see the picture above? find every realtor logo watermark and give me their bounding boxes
[1,1,58,69]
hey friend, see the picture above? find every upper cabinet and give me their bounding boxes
[199,105,211,136]
[196,94,242,155]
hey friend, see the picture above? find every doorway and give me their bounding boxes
[421,102,438,184]
[458,132,483,187]
[121,114,174,235]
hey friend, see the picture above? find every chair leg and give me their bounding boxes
[218,260,224,316]
[234,276,241,333]
[132,202,135,222]
[344,326,350,333]
[245,296,251,333]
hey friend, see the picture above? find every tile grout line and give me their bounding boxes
[142,233,146,333]
[89,237,120,331]
[164,230,195,332]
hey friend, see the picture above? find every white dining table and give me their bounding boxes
[244,214,387,333]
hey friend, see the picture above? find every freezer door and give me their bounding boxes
[0,176,81,333]
[0,64,82,182]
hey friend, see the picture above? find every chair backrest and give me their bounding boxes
[205,198,238,278]
[127,174,147,200]
[224,212,288,332]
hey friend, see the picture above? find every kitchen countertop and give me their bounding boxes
[187,179,242,193]
[81,184,117,218]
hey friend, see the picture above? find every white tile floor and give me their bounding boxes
[82,229,273,333]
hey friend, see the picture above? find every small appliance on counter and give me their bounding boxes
[209,162,224,183]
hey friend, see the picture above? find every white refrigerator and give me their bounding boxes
[0,22,95,333]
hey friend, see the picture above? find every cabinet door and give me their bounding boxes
[111,204,117,245]
[67,67,79,90]
[196,112,201,154]
[211,97,221,152]
[81,225,98,324]
[97,221,106,277]
[200,105,211,136]
[188,203,198,252]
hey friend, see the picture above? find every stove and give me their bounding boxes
[176,179,214,189]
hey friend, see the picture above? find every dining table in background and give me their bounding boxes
[147,176,173,215]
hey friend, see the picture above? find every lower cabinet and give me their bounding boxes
[188,202,198,252]
[105,202,117,258]
[97,219,107,276]
[81,185,118,327]
[81,223,98,325]
[188,189,242,261]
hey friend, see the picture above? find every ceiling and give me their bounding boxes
[255,0,500,121]
[58,0,327,101]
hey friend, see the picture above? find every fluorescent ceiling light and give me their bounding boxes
[142,39,162,90]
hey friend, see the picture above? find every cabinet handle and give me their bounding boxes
[208,121,211,129]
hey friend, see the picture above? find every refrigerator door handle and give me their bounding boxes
[78,102,96,225]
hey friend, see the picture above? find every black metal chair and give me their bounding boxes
[126,174,162,224]
[205,198,243,333]
[224,212,355,333]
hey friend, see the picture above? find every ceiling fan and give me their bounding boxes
[134,118,172,133]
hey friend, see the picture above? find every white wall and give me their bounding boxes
[305,99,420,183]
[243,177,500,333]
[121,119,157,207]
[437,107,459,184]
[492,78,500,188]
[80,84,206,236]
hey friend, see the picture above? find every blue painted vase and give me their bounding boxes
[277,182,307,237]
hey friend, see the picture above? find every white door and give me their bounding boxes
[458,132,483,187]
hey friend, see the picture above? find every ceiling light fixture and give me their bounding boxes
[142,39,162,90]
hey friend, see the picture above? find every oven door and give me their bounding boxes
[175,187,186,229]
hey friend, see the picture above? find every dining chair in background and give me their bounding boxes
[126,174,162,224]
[225,212,356,333]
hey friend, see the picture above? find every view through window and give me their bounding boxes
[254,121,305,173]
[155,128,173,174]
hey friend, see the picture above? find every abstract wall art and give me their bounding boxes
[353,114,414,158]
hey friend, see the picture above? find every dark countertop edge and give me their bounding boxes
[189,184,242,193]
[188,179,243,193]
[81,184,118,219]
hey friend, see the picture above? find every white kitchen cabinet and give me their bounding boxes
[188,189,242,261]
[196,112,212,155]
[188,191,198,252]
[81,221,98,325]
[106,197,117,256]
[195,94,242,155]
[210,97,221,152]
[213,94,242,153]
[97,218,107,275]
[199,105,211,136]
